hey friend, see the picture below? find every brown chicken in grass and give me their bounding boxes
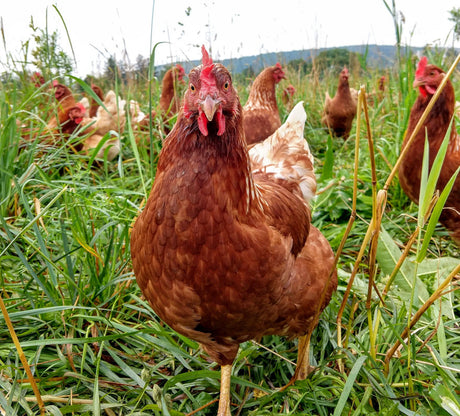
[130,46,337,416]
[159,63,186,117]
[88,84,105,118]
[79,84,105,118]
[398,56,460,245]
[321,67,357,139]
[282,84,296,111]
[31,72,45,88]
[46,81,86,140]
[132,64,185,133]
[20,81,85,147]
[242,62,286,145]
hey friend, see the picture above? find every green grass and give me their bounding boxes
[1,25,460,416]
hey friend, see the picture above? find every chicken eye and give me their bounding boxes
[190,84,196,92]
[223,81,229,90]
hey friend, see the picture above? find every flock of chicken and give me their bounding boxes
[323,58,460,245]
[130,48,458,416]
[23,49,460,415]
[22,64,186,160]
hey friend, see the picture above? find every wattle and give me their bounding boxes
[198,111,209,136]
[216,108,225,136]
[197,108,226,136]
[419,86,427,98]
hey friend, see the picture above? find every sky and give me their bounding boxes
[0,1,458,77]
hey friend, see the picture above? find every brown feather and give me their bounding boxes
[159,65,186,117]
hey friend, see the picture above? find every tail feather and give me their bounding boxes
[249,102,316,204]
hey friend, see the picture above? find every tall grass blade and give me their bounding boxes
[377,227,429,308]
[429,383,460,416]
[320,135,334,181]
[51,5,76,63]
[417,119,453,228]
[332,355,367,416]
[417,165,460,262]
[0,295,45,414]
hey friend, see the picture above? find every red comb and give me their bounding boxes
[52,80,59,87]
[275,62,282,69]
[77,102,86,111]
[201,45,213,67]
[416,56,427,78]
[200,45,214,82]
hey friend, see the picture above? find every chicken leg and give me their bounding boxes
[293,332,313,381]
[217,334,311,414]
[279,332,313,391]
[217,364,232,416]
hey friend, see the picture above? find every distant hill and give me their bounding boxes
[162,44,428,74]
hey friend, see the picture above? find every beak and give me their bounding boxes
[201,95,220,121]
[413,79,423,88]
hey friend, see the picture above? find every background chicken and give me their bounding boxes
[31,71,45,88]
[366,75,387,107]
[398,56,460,245]
[282,83,296,111]
[79,83,104,118]
[88,84,105,118]
[242,62,286,145]
[46,81,86,140]
[159,63,186,117]
[129,99,148,129]
[130,47,337,416]
[131,64,185,133]
[19,80,85,149]
[79,90,126,161]
[321,67,357,139]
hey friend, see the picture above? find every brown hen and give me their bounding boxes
[398,56,460,245]
[282,83,296,112]
[130,47,337,416]
[88,84,105,118]
[159,63,186,117]
[19,81,85,150]
[46,81,86,141]
[243,62,286,145]
[132,64,186,134]
[79,84,105,118]
[322,67,357,139]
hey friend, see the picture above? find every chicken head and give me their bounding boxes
[273,62,286,83]
[413,56,444,97]
[183,46,239,136]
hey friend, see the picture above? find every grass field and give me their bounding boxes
[0,17,460,416]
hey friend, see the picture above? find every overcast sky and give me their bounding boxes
[0,1,458,77]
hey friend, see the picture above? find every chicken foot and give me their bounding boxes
[216,364,232,416]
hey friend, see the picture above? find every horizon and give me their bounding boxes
[0,1,458,78]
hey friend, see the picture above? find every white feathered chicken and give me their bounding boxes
[80,90,126,161]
